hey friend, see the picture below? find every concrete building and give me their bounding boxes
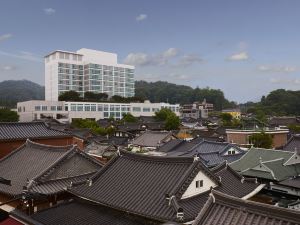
[180,100,212,119]
[17,100,180,123]
[45,48,135,101]
[226,128,289,148]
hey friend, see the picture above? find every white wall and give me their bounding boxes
[181,171,217,199]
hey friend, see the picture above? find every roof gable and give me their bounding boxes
[0,140,102,196]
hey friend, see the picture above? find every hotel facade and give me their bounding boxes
[45,48,135,101]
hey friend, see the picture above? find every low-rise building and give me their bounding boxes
[222,108,241,119]
[17,100,180,123]
[180,100,212,119]
[226,128,289,148]
[0,122,84,158]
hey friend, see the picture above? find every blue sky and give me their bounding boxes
[0,0,300,103]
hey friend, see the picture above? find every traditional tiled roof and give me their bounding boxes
[13,199,154,225]
[193,190,300,225]
[68,151,260,223]
[269,116,300,127]
[131,131,174,147]
[230,148,300,181]
[283,135,300,152]
[166,140,245,167]
[84,142,116,158]
[279,176,300,189]
[0,140,102,197]
[0,122,71,141]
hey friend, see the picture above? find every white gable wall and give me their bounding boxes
[181,171,217,199]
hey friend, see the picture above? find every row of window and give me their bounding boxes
[34,105,64,111]
[132,107,159,112]
[69,104,130,112]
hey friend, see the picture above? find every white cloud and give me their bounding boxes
[258,65,297,73]
[227,51,249,61]
[44,8,56,15]
[270,78,300,84]
[0,34,13,42]
[177,54,203,67]
[0,50,42,62]
[2,65,16,71]
[136,14,147,21]
[124,48,180,66]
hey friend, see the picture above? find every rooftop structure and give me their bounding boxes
[283,135,300,152]
[193,190,300,225]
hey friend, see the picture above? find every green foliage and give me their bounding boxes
[155,108,180,130]
[58,91,81,101]
[0,109,19,122]
[165,113,180,130]
[0,80,44,107]
[122,113,137,123]
[220,113,241,127]
[249,132,273,148]
[248,89,300,116]
[155,108,173,121]
[288,124,300,133]
[135,81,236,110]
[71,119,115,135]
[84,92,108,101]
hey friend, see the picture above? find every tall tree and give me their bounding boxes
[58,91,81,101]
[249,132,273,149]
[0,109,19,122]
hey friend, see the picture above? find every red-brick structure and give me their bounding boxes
[0,122,84,159]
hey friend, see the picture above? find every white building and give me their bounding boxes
[45,48,135,101]
[17,100,180,123]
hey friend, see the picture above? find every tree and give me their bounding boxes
[155,108,173,121]
[165,113,180,130]
[84,92,108,102]
[249,132,273,148]
[122,113,137,123]
[0,109,19,122]
[58,91,81,101]
[220,113,233,126]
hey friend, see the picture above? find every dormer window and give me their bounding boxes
[196,180,203,188]
[228,150,236,155]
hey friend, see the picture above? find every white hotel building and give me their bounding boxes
[45,48,135,101]
[17,100,180,123]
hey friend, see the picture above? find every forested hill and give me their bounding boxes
[246,89,300,116]
[0,79,235,110]
[0,80,44,107]
[135,80,236,110]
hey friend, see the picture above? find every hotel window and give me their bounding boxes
[196,180,203,188]
[71,104,76,111]
[104,105,109,111]
[50,106,56,111]
[143,108,150,112]
[57,106,62,111]
[42,106,47,111]
[104,112,109,117]
[91,105,96,111]
[152,108,159,112]
[77,105,83,111]
[84,105,91,111]
[98,105,103,111]
[35,106,41,111]
[133,107,141,112]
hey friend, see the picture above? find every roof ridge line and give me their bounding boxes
[30,145,77,185]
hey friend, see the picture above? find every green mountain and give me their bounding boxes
[135,80,236,110]
[0,79,235,110]
[0,80,44,108]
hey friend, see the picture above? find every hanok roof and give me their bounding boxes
[269,116,300,127]
[193,190,300,225]
[279,176,300,189]
[0,140,102,197]
[0,122,71,141]
[283,135,300,152]
[131,131,174,147]
[167,140,245,167]
[230,148,300,181]
[84,142,116,158]
[23,199,156,225]
[68,151,260,223]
